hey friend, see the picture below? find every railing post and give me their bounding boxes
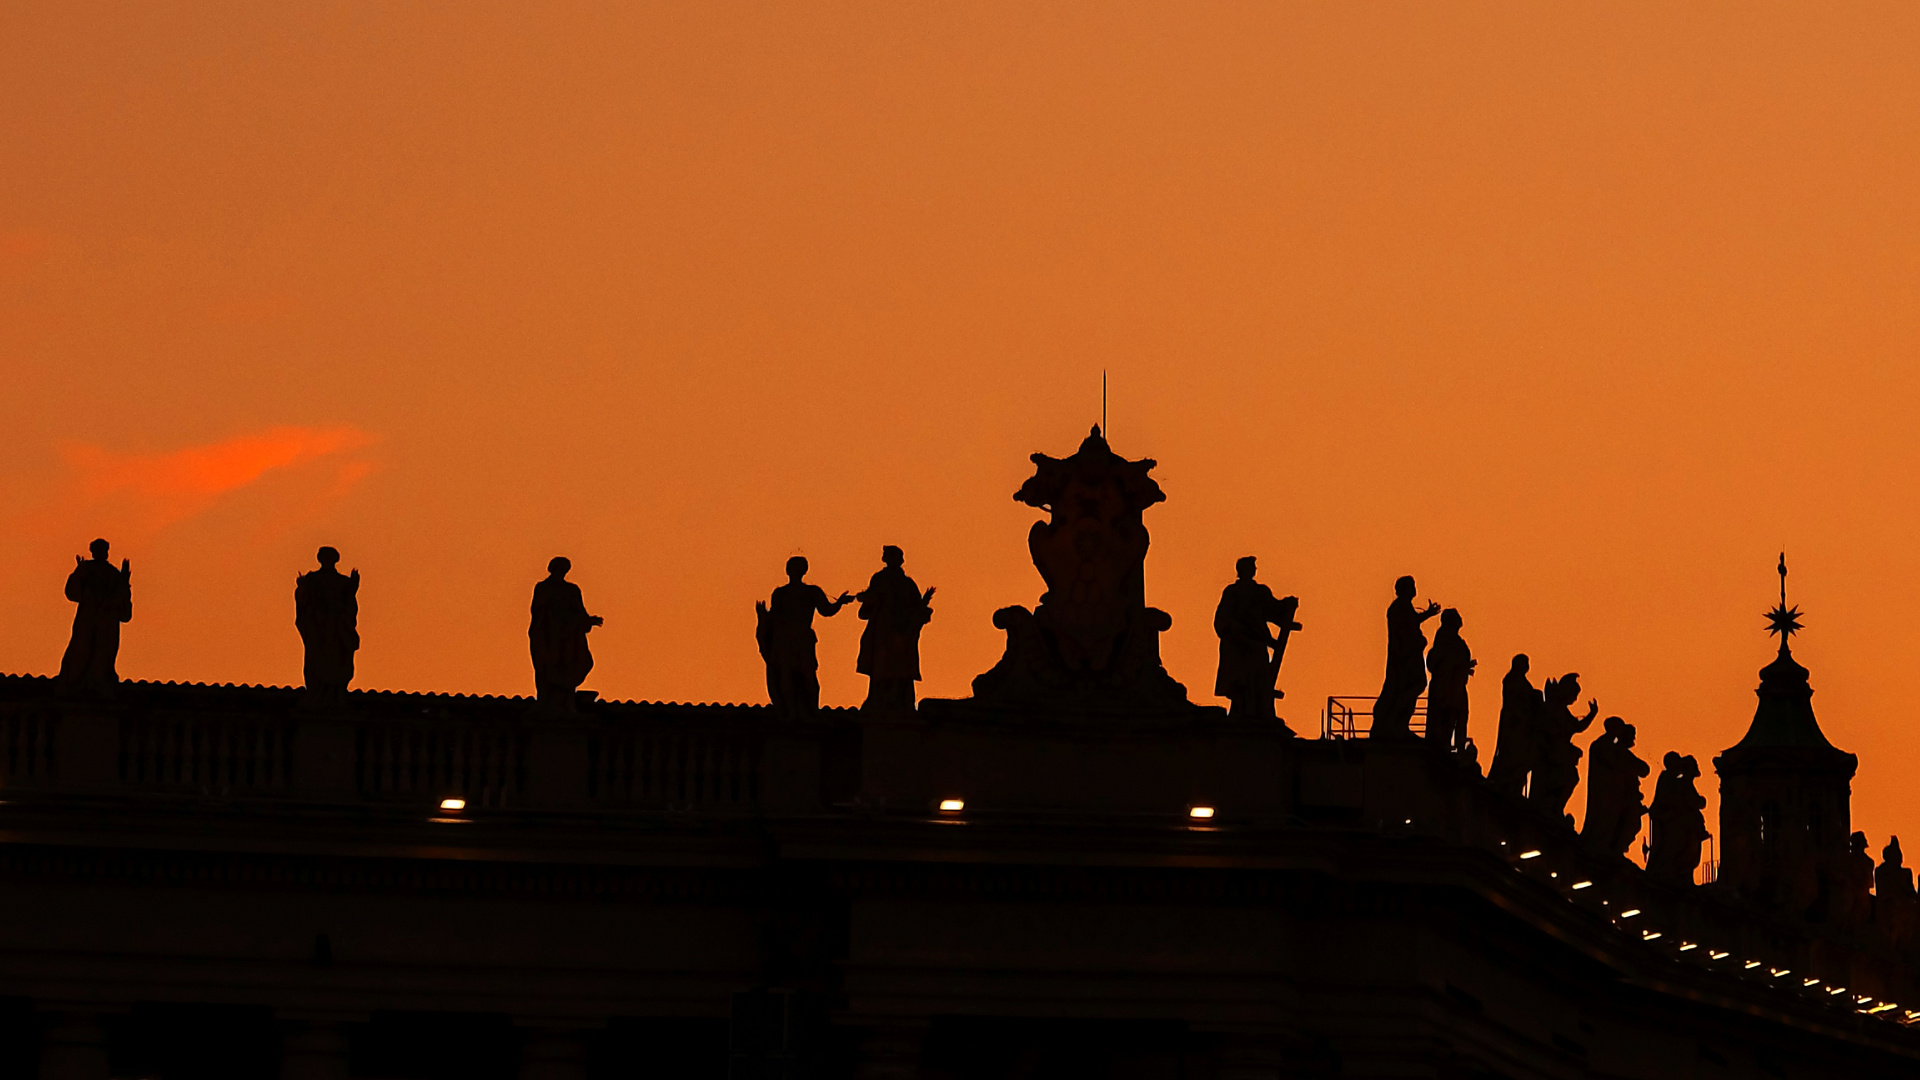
[526,719,590,809]
[50,704,119,791]
[294,712,360,801]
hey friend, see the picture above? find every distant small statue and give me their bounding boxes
[855,546,934,714]
[756,556,853,720]
[529,557,602,712]
[1212,556,1301,729]
[295,546,360,709]
[1841,831,1876,927]
[1372,576,1439,740]
[1486,654,1539,797]
[58,538,132,697]
[1876,837,1917,946]
[1645,752,1708,886]
[1528,673,1597,821]
[1424,609,1475,753]
[1580,717,1648,858]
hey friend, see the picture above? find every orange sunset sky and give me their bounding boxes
[4,4,1920,850]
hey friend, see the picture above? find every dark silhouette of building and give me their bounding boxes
[4,454,1919,1079]
[1715,558,1859,922]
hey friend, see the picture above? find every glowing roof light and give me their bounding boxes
[1571,880,1593,890]
[1189,806,1216,820]
[938,799,965,813]
[1618,908,1641,918]
[439,798,466,811]
[1518,849,1542,859]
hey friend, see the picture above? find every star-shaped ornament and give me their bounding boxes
[1765,602,1804,639]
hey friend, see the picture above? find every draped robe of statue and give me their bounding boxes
[59,555,132,695]
[1487,661,1540,797]
[530,577,596,710]
[759,582,838,719]
[1372,596,1430,739]
[1212,579,1298,722]
[1645,753,1709,886]
[295,565,360,705]
[1424,623,1473,753]
[1580,719,1649,858]
[1529,678,1594,819]
[856,564,933,713]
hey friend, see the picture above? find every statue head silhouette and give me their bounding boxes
[1544,673,1581,706]
[548,556,571,577]
[1394,575,1416,600]
[316,546,340,569]
[1440,608,1462,631]
[1510,653,1530,675]
[1887,836,1905,868]
[89,538,109,560]
[1852,830,1870,856]
[1236,556,1257,580]
[786,555,808,581]
[1663,750,1683,771]
[882,545,904,567]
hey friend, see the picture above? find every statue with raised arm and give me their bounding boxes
[756,556,853,720]
[295,546,361,709]
[1528,673,1597,821]
[529,557,602,712]
[1580,717,1649,858]
[856,546,934,714]
[1645,752,1709,886]
[1372,576,1440,740]
[1486,654,1540,797]
[1424,608,1475,753]
[58,538,132,697]
[1212,556,1301,729]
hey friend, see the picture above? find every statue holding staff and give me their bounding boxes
[1373,575,1439,740]
[58,538,132,697]
[295,546,360,709]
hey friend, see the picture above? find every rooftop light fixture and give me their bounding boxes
[439,798,466,811]
[938,799,965,813]
[1678,942,1698,952]
[1802,977,1820,987]
[1710,951,1730,960]
[1642,931,1662,941]
[1828,986,1848,996]
[1619,908,1641,919]
[1770,968,1791,978]
[1571,880,1592,890]
[1855,995,1875,1005]
[1866,1002,1898,1014]
[1744,960,1763,969]
[1189,806,1216,820]
[1519,849,1542,860]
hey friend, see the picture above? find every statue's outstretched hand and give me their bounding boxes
[1422,601,1441,617]
[588,615,604,628]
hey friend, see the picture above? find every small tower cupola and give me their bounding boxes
[1713,556,1858,919]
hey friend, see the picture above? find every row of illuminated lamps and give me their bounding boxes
[436,796,1221,820]
[1512,847,1920,1023]
[937,798,1214,820]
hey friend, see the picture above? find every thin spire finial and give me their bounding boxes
[1101,370,1107,437]
[1766,552,1803,645]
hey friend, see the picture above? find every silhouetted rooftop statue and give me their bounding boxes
[1372,576,1439,741]
[1529,673,1597,822]
[856,546,934,715]
[1487,653,1539,798]
[757,556,852,721]
[1424,608,1474,754]
[1582,716,1648,859]
[295,546,359,710]
[1211,556,1300,731]
[1878,838,1916,948]
[1646,751,1708,886]
[529,557,601,713]
[58,538,131,698]
[966,427,1193,719]
[1843,830,1876,928]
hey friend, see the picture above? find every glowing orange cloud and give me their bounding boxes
[58,426,377,530]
